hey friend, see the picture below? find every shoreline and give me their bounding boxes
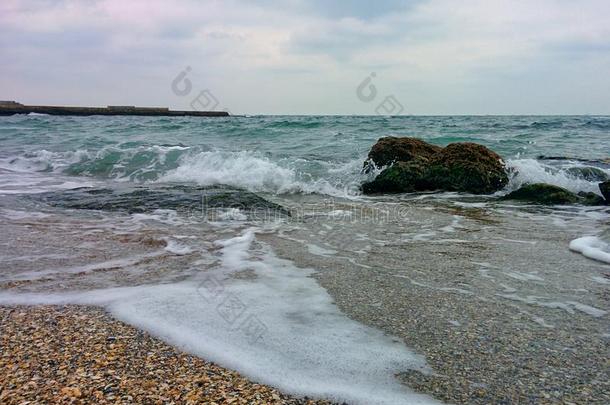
[0,305,330,405]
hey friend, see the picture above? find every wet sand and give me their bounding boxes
[1,196,608,404]
[264,198,610,404]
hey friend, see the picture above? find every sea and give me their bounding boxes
[0,114,608,404]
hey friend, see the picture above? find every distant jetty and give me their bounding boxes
[0,101,229,117]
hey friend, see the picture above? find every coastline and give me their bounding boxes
[0,305,330,405]
[0,103,229,117]
[0,115,608,404]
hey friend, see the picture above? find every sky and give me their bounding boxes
[1,0,610,115]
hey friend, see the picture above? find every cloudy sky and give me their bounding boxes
[2,0,609,115]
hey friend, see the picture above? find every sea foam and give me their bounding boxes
[159,150,371,197]
[0,229,439,405]
[569,236,610,264]
[505,159,607,195]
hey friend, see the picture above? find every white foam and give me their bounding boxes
[497,294,607,318]
[565,301,608,318]
[531,316,554,328]
[439,216,463,233]
[0,149,89,173]
[0,229,440,405]
[217,208,248,221]
[307,243,338,257]
[505,159,605,195]
[504,271,544,282]
[1,209,50,220]
[0,250,168,282]
[159,150,369,198]
[131,209,185,226]
[590,276,610,285]
[0,170,96,194]
[163,238,194,255]
[569,236,610,264]
[327,209,353,218]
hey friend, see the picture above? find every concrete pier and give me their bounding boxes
[0,101,229,117]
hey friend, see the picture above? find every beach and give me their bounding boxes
[0,114,608,404]
[0,305,328,404]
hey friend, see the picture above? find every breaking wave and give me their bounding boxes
[504,159,608,195]
[160,150,373,197]
[2,146,606,199]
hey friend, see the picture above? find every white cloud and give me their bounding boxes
[1,0,609,114]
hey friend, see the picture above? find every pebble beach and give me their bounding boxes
[0,305,330,405]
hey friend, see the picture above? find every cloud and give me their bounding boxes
[1,0,609,114]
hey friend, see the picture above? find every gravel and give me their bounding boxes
[0,305,332,405]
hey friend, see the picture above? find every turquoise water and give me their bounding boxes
[1,114,608,196]
[0,114,609,404]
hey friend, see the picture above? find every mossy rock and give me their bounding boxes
[363,137,442,172]
[425,143,509,194]
[565,167,609,182]
[32,184,291,215]
[362,139,509,195]
[577,191,606,206]
[502,183,600,205]
[361,158,430,194]
[600,181,610,202]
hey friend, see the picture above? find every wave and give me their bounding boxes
[3,146,606,199]
[160,151,372,197]
[1,145,190,181]
[504,159,607,195]
[3,149,89,173]
[1,145,374,197]
[266,120,324,129]
[66,145,189,181]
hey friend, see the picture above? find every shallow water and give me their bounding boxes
[0,114,608,404]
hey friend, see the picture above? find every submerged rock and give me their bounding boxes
[363,137,442,172]
[577,192,606,206]
[33,184,290,216]
[537,155,610,165]
[361,138,508,194]
[600,181,610,202]
[565,166,609,182]
[502,183,604,205]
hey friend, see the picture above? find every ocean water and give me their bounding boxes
[0,114,609,404]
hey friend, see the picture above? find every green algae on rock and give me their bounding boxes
[599,181,610,202]
[32,184,291,216]
[361,158,430,193]
[362,138,508,194]
[424,142,508,194]
[363,137,442,173]
[565,166,609,182]
[502,183,605,205]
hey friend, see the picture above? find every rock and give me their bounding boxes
[361,139,509,194]
[600,181,610,202]
[425,143,509,194]
[502,183,601,205]
[361,158,430,194]
[60,387,82,398]
[363,137,442,172]
[33,184,291,216]
[565,167,609,182]
[577,192,606,206]
[538,155,610,165]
